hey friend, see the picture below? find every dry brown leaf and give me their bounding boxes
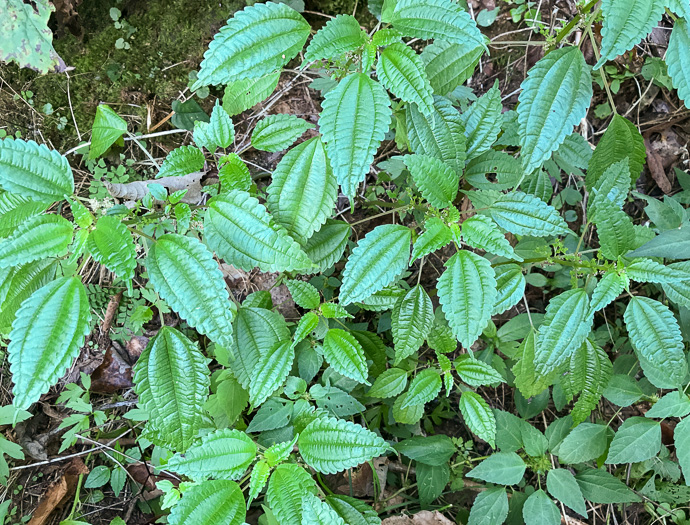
[27,458,89,525]
[105,172,204,205]
[382,510,455,525]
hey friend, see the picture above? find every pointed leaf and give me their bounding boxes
[251,114,315,153]
[605,417,661,464]
[546,469,587,517]
[458,391,496,447]
[0,260,57,334]
[194,101,235,150]
[367,368,408,398]
[249,340,295,406]
[410,217,452,262]
[0,193,48,238]
[589,271,627,313]
[168,479,245,525]
[248,460,270,507]
[156,145,205,178]
[90,105,127,159]
[462,215,521,261]
[402,369,442,408]
[326,495,381,525]
[322,329,369,384]
[557,423,610,464]
[575,468,641,503]
[467,487,508,525]
[392,285,434,363]
[402,154,458,209]
[523,490,559,525]
[377,43,434,115]
[586,114,645,187]
[594,201,635,260]
[222,72,281,116]
[455,355,504,387]
[468,452,526,485]
[488,191,569,237]
[492,264,525,315]
[302,220,351,273]
[267,463,317,525]
[421,40,484,96]
[305,14,367,62]
[286,280,320,310]
[87,216,136,287]
[302,494,346,525]
[668,19,690,109]
[461,82,502,160]
[0,214,73,268]
[625,258,687,285]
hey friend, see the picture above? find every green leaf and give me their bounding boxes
[171,99,209,131]
[90,105,127,159]
[205,190,312,272]
[389,0,484,48]
[624,296,687,388]
[377,43,434,115]
[85,465,110,488]
[319,73,391,198]
[546,468,587,517]
[194,2,310,87]
[167,429,256,481]
[663,261,690,308]
[667,18,690,109]
[298,415,390,474]
[322,329,369,384]
[587,159,630,218]
[193,101,235,150]
[402,369,442,408]
[605,417,661,464]
[593,201,635,260]
[394,435,456,466]
[455,355,504,387]
[467,487,508,525]
[0,260,57,334]
[0,138,74,202]
[406,95,466,176]
[492,264,525,315]
[461,82,502,160]
[8,277,90,410]
[488,191,569,237]
[625,258,687,285]
[586,114,645,187]
[320,303,353,319]
[465,151,522,191]
[589,271,627,313]
[267,464,317,525]
[458,391,496,447]
[146,234,236,349]
[646,391,690,419]
[87,216,136,291]
[557,423,609,464]
[437,250,496,349]
[421,40,484,96]
[522,490,559,525]
[248,460,270,507]
[249,341,295,406]
[518,47,592,173]
[416,461,449,507]
[669,0,690,17]
[675,417,690,485]
[462,215,521,261]
[265,436,298,467]
[133,327,210,452]
[156,145,205,178]
[302,220,351,273]
[219,154,252,192]
[603,374,644,407]
[513,330,557,398]
[266,137,337,244]
[168,479,245,525]
[286,280,320,310]
[410,217,452,262]
[304,14,367,61]
[392,393,424,424]
[402,154,458,209]
[222,73,281,116]
[367,368,408,398]
[357,286,406,312]
[392,285,434,363]
[0,214,73,268]
[595,0,666,69]
[535,288,592,376]
[339,224,410,305]
[251,114,315,153]
[574,468,641,504]
[468,452,526,485]
[0,193,48,238]
[302,494,346,525]
[566,340,612,425]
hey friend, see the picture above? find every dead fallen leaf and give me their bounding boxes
[645,137,673,194]
[126,335,149,362]
[27,458,89,525]
[105,172,205,205]
[382,510,455,525]
[90,346,134,394]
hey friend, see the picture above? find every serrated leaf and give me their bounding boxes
[90,104,127,159]
[624,296,687,388]
[589,271,626,314]
[0,214,73,268]
[205,190,311,272]
[406,96,466,176]
[251,114,315,153]
[248,460,270,507]
[575,468,641,503]
[492,264,525,315]
[377,43,434,114]
[465,151,522,191]
[392,285,434,363]
[320,303,353,319]
[625,258,687,284]
[402,369,441,408]
[596,0,666,69]
[458,391,496,447]
[267,137,337,244]
[421,40,484,96]
[410,217,452,262]
[389,0,484,48]
[535,288,592,376]
[339,224,410,305]
[606,417,662,464]
[286,280,320,310]
[663,261,690,309]
[322,329,369,384]
[298,415,390,474]
[437,250,496,349]
[0,260,56,334]
[518,47,592,173]
[133,327,210,452]
[222,72,280,116]
[320,73,391,198]
[675,417,690,485]
[402,154,458,209]
[357,286,406,312]
[265,436,298,467]
[0,193,48,238]
[392,392,424,424]
[249,341,294,407]
[565,339,612,425]
[193,101,235,150]
[168,479,245,525]
[462,215,521,261]
[146,234,236,349]
[557,423,609,464]
[302,494,346,525]
[156,146,205,178]
[546,468,587,517]
[305,14,366,62]
[488,191,569,237]
[326,495,381,525]
[587,159,630,218]
[513,330,557,398]
[194,2,310,87]
[302,220,351,273]
[0,138,74,202]
[467,487,508,525]
[468,451,525,485]
[219,153,252,192]
[87,216,136,290]
[8,277,90,409]
[455,355,503,387]
[267,463,317,525]
[587,115,645,187]
[668,19,690,109]
[167,429,256,480]
[646,391,690,419]
[594,201,635,260]
[367,368,408,398]
[523,490,559,525]
[461,82,502,160]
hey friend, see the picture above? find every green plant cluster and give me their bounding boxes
[2,0,690,523]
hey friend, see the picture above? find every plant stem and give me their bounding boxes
[349,205,413,227]
[554,0,600,44]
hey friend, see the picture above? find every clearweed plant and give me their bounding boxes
[2,0,690,524]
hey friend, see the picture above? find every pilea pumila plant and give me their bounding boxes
[3,0,690,523]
